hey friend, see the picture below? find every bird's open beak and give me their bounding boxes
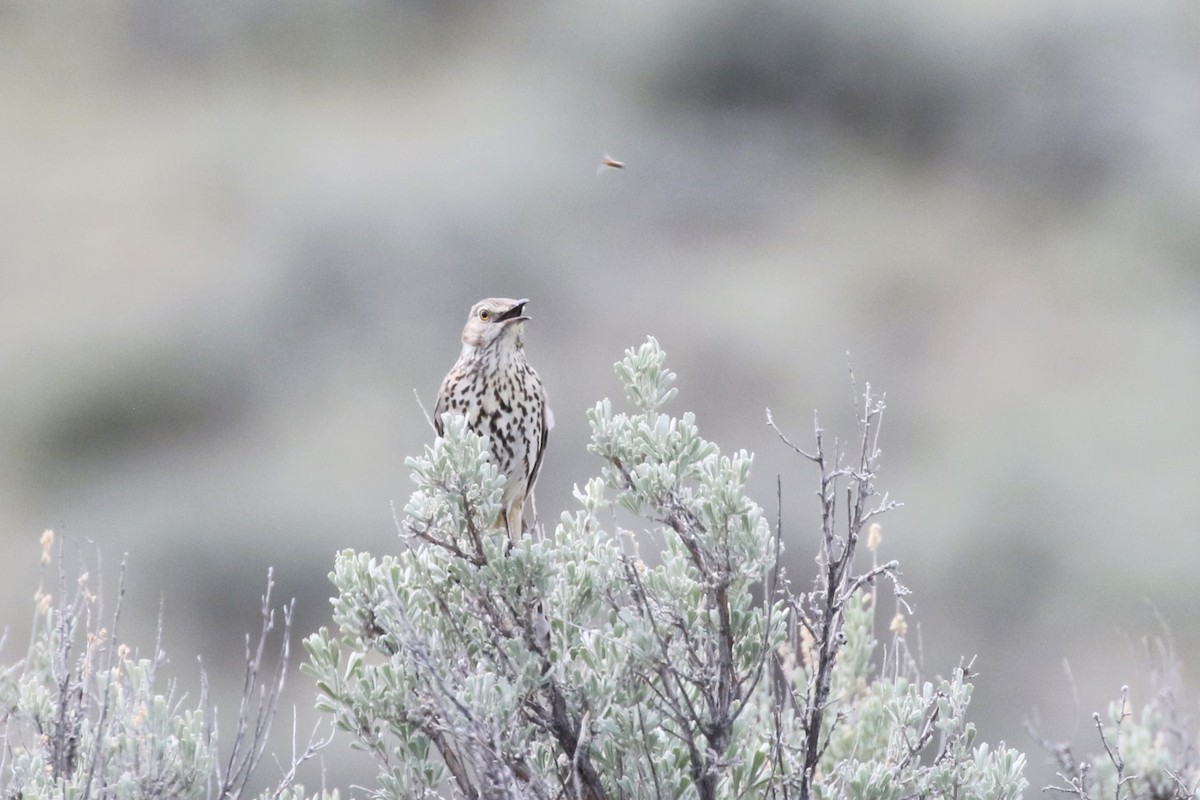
[497,299,531,323]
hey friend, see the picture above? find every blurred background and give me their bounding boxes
[2,0,1198,790]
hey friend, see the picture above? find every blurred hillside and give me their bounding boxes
[2,0,1198,790]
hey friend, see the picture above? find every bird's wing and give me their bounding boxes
[527,401,551,495]
[432,378,448,437]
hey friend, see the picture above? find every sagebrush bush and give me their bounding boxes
[1033,641,1200,800]
[8,337,1191,799]
[0,539,333,800]
[303,337,1030,800]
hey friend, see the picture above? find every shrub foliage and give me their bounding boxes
[5,337,1194,798]
[304,338,1029,800]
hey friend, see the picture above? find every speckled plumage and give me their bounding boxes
[434,297,550,541]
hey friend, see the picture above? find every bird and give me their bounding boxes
[435,297,551,542]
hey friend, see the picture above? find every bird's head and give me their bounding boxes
[460,297,531,351]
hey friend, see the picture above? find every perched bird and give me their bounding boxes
[435,298,551,542]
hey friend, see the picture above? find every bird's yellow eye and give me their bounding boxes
[479,308,491,321]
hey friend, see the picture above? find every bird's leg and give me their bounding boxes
[504,502,524,545]
[529,492,541,540]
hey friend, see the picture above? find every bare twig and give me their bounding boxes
[766,408,820,462]
[81,555,127,800]
[768,382,900,800]
[215,569,296,800]
[1092,685,1134,800]
[414,387,437,433]
[264,712,335,800]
